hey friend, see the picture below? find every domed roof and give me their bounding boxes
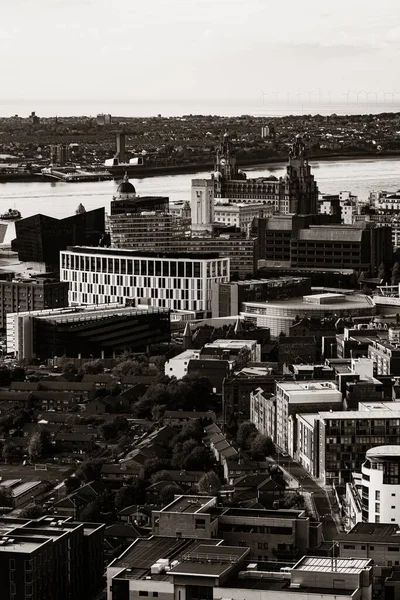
[117,173,136,194]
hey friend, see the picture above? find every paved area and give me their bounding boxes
[271,453,342,542]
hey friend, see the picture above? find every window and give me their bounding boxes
[153,594,158,598]
[375,491,381,500]
[344,545,355,550]
[9,559,15,570]
[139,593,148,597]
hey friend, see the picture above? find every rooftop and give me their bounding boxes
[336,522,400,543]
[293,556,372,574]
[366,445,400,459]
[160,495,216,514]
[65,246,221,261]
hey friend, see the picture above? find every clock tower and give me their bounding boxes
[214,132,239,180]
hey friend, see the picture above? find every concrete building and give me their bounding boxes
[214,201,273,231]
[369,339,400,376]
[296,413,320,478]
[318,407,400,484]
[0,515,104,600]
[274,380,342,455]
[241,292,375,338]
[0,277,69,329]
[191,179,214,235]
[152,495,218,538]
[6,304,170,361]
[359,446,400,525]
[60,247,229,312]
[336,523,400,589]
[110,175,169,216]
[223,367,278,422]
[109,211,188,250]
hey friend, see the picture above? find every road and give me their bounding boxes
[271,453,341,542]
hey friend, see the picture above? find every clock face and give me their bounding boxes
[220,158,227,166]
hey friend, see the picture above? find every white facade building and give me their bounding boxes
[250,387,276,440]
[191,179,214,234]
[214,202,273,232]
[361,446,400,525]
[60,248,229,312]
[275,380,342,455]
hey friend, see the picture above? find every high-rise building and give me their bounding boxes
[49,144,70,165]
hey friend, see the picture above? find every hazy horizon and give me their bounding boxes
[2,0,400,118]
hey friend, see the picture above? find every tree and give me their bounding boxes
[100,422,118,441]
[114,480,145,511]
[184,446,212,471]
[79,500,102,522]
[198,471,221,495]
[160,483,179,505]
[64,476,81,495]
[151,404,166,422]
[81,360,105,374]
[249,434,275,460]
[57,358,78,374]
[27,430,51,461]
[151,470,172,484]
[113,416,130,434]
[75,459,104,483]
[19,504,46,519]
[236,422,257,450]
[10,367,26,382]
[143,458,171,479]
[378,263,386,281]
[392,262,400,285]
[0,487,13,507]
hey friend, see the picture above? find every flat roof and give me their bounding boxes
[169,545,249,578]
[320,409,400,419]
[65,246,221,260]
[366,446,400,458]
[111,536,222,574]
[336,522,400,543]
[161,495,215,514]
[294,556,371,574]
[220,507,305,519]
[242,294,374,311]
[222,579,353,595]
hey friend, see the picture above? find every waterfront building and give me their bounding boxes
[6,303,170,361]
[0,276,69,329]
[191,178,215,234]
[49,143,71,166]
[109,211,188,250]
[12,208,105,271]
[212,134,318,215]
[60,247,229,312]
[110,174,169,215]
[319,191,357,225]
[214,201,273,231]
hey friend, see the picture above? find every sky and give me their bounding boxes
[1,0,400,116]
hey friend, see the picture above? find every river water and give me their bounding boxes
[0,157,400,244]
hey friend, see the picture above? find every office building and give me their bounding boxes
[107,536,373,600]
[7,304,171,361]
[214,201,273,231]
[212,134,318,215]
[110,174,169,216]
[96,113,112,125]
[241,292,375,338]
[0,277,69,329]
[60,247,229,312]
[211,277,311,318]
[109,211,188,250]
[0,515,104,600]
[12,208,105,271]
[369,339,400,376]
[318,407,400,484]
[250,387,276,440]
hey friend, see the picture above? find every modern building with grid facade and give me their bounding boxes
[60,247,229,312]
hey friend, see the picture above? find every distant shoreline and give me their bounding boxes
[0,150,399,183]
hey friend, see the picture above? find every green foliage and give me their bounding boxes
[79,500,102,522]
[75,459,105,483]
[151,404,167,422]
[236,422,258,450]
[57,358,78,374]
[114,480,145,511]
[19,503,46,519]
[100,422,118,441]
[249,434,275,460]
[151,470,172,483]
[0,487,13,507]
[81,360,105,374]
[64,476,81,495]
[392,262,400,285]
[198,471,221,495]
[160,483,179,505]
[27,429,52,461]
